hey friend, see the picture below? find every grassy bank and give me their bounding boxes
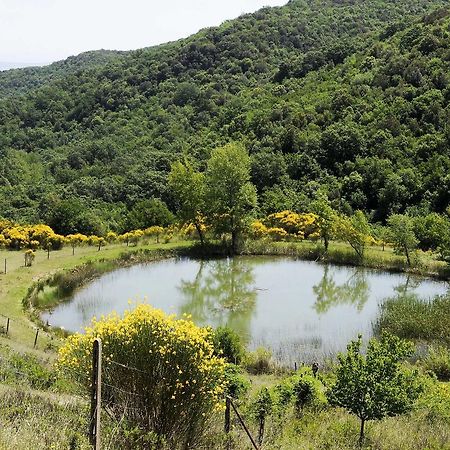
[243,239,450,280]
[0,240,192,357]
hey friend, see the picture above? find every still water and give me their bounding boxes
[43,257,448,363]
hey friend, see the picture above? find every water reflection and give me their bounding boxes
[313,266,370,314]
[42,257,448,363]
[179,258,257,340]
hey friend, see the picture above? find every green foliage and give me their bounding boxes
[223,364,250,399]
[387,214,419,266]
[310,191,337,251]
[168,160,206,244]
[293,376,318,413]
[244,347,272,375]
[212,326,245,365]
[376,294,450,346]
[125,198,174,231]
[422,345,450,381]
[337,210,372,260]
[1,1,449,230]
[328,333,422,444]
[205,143,257,253]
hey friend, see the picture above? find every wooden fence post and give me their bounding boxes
[228,396,259,450]
[6,318,9,335]
[89,338,102,450]
[33,329,39,348]
[4,258,6,274]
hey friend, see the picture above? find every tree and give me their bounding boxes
[387,214,418,266]
[337,211,371,261]
[125,199,174,231]
[66,233,88,255]
[205,143,257,254]
[328,334,422,447]
[168,161,206,245]
[310,191,336,252]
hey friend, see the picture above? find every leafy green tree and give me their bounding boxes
[168,161,206,245]
[328,334,422,447]
[337,211,371,260]
[125,199,174,231]
[205,143,257,254]
[310,191,336,252]
[387,214,418,266]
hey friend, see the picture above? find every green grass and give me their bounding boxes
[375,294,450,347]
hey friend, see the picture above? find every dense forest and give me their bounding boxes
[0,0,449,234]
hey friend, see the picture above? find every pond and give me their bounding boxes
[42,256,448,364]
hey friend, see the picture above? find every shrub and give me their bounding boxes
[212,326,245,364]
[223,364,250,399]
[250,387,273,445]
[58,305,226,448]
[423,345,450,381]
[293,376,317,413]
[244,347,272,375]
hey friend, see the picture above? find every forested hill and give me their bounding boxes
[0,0,449,234]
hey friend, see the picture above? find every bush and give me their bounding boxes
[223,364,250,399]
[58,305,226,448]
[244,347,272,375]
[423,345,450,381]
[212,326,245,364]
[293,376,317,412]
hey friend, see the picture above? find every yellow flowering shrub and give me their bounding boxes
[143,226,164,243]
[58,305,226,446]
[265,210,319,238]
[65,233,89,255]
[267,227,288,241]
[250,220,268,239]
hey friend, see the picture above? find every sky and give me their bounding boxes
[0,0,287,68]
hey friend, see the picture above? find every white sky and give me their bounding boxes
[0,0,287,65]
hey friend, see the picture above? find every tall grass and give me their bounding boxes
[375,294,450,347]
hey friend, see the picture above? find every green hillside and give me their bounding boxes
[0,0,449,233]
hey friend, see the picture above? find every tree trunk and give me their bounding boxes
[195,222,204,246]
[258,417,265,446]
[405,246,411,266]
[231,230,237,255]
[359,418,365,448]
[47,248,50,259]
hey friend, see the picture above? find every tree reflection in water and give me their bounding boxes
[313,265,370,314]
[178,258,257,341]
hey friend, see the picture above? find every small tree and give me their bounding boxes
[387,214,418,266]
[310,191,337,252]
[24,249,35,267]
[328,334,422,447]
[250,387,273,446]
[65,233,88,255]
[168,161,206,245]
[337,211,371,261]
